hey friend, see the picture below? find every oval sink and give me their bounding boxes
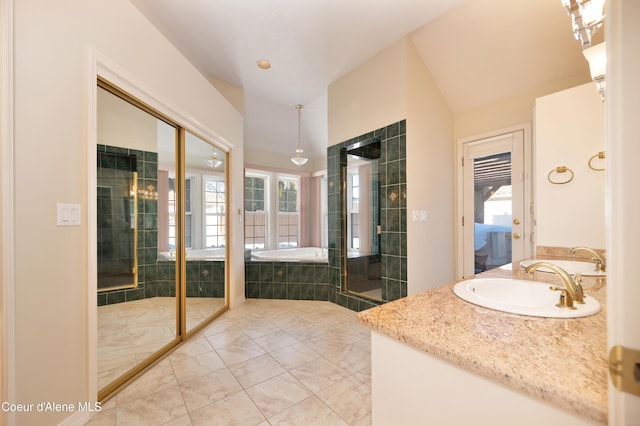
[453,278,601,318]
[520,259,605,277]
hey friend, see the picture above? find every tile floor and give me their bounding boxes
[89,299,372,425]
[98,298,226,389]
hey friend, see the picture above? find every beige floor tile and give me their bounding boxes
[99,299,372,425]
[317,376,371,425]
[188,390,266,426]
[228,353,286,388]
[159,414,192,426]
[170,351,227,384]
[252,329,299,352]
[179,368,243,412]
[324,345,370,374]
[290,358,350,394]
[168,336,214,363]
[116,359,177,404]
[116,386,187,426]
[205,328,250,350]
[84,407,116,426]
[215,338,266,366]
[268,395,348,426]
[245,372,311,418]
[269,342,321,370]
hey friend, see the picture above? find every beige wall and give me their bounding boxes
[405,39,455,294]
[328,37,455,294]
[328,38,407,146]
[535,83,605,249]
[11,1,243,425]
[97,87,158,152]
[454,73,591,141]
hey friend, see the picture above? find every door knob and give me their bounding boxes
[512,232,521,240]
[513,218,521,225]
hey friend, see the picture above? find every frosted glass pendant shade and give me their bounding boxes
[291,149,308,166]
[291,104,308,166]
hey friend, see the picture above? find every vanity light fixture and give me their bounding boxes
[583,42,606,102]
[290,104,309,166]
[256,59,272,70]
[206,151,223,168]
[561,0,606,47]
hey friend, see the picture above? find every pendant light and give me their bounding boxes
[290,104,309,166]
[206,151,223,168]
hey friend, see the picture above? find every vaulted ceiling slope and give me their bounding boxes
[131,0,589,161]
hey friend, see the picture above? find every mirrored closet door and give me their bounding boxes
[96,80,228,401]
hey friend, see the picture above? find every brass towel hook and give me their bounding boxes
[547,166,574,185]
[588,151,606,171]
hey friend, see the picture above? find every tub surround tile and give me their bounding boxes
[356,263,608,424]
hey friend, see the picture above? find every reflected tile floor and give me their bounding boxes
[98,297,225,390]
[89,299,372,426]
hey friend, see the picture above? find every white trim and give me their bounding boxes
[56,410,92,426]
[1,0,16,425]
[455,122,532,280]
[92,50,235,153]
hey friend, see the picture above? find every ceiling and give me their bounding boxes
[131,0,590,162]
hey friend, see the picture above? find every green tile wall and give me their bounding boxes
[245,260,330,301]
[327,120,408,312]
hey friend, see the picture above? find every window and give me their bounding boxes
[348,170,360,250]
[278,176,299,248]
[244,170,302,250]
[168,176,193,249]
[245,175,268,249]
[205,176,226,247]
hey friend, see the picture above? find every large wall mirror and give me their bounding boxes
[96,81,228,401]
[344,138,382,301]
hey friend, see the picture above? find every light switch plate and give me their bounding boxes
[411,210,420,222]
[57,203,81,226]
[420,210,428,222]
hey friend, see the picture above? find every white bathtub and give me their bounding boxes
[251,247,327,262]
[158,248,226,261]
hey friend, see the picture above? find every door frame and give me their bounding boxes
[455,123,533,280]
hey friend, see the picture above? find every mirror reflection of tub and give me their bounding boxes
[158,248,226,261]
[251,247,327,262]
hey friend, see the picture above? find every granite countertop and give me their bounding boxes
[357,262,608,424]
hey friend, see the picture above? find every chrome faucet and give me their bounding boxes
[570,246,606,272]
[524,262,585,309]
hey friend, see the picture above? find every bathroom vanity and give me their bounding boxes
[357,262,607,425]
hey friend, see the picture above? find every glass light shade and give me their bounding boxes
[291,149,309,166]
[206,153,223,168]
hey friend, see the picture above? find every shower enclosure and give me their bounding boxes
[97,153,138,291]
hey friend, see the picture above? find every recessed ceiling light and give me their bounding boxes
[256,59,272,70]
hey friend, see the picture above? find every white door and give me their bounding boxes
[608,0,640,421]
[461,131,525,278]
